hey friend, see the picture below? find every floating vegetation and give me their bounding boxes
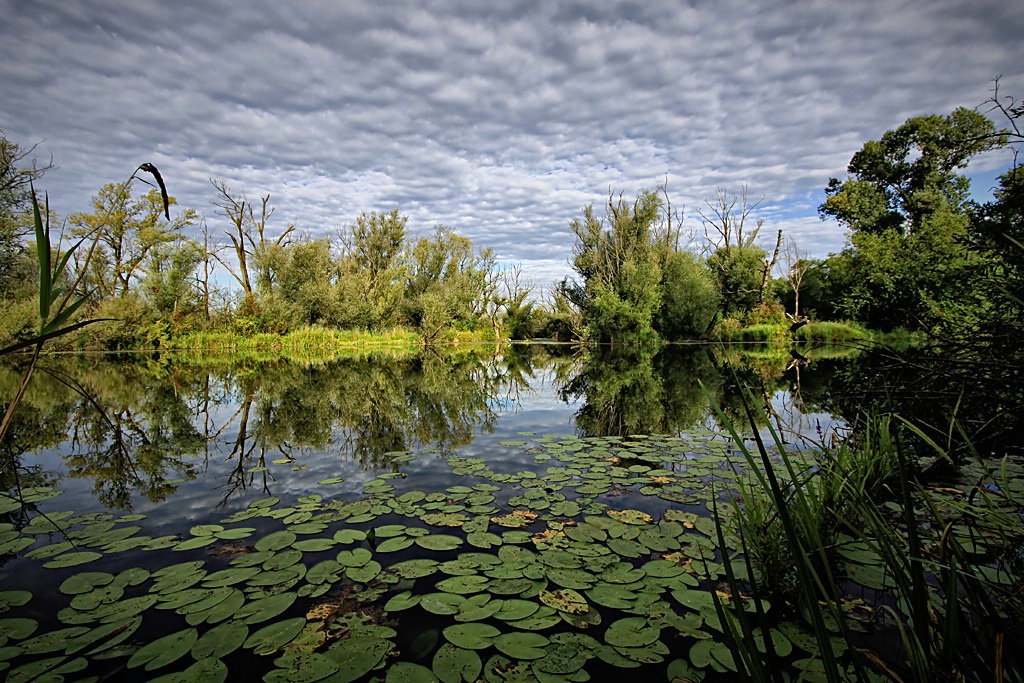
[1,430,1021,682]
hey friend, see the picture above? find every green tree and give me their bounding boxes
[69,183,197,300]
[564,188,666,343]
[141,237,204,320]
[339,209,408,327]
[818,108,1003,330]
[656,250,720,338]
[698,187,771,320]
[403,226,491,342]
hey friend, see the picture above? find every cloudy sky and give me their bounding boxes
[2,0,1022,291]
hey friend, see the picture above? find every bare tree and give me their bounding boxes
[210,179,295,301]
[697,185,764,254]
[782,235,811,320]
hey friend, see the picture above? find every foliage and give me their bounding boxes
[656,250,720,339]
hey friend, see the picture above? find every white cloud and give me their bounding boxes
[1,0,1022,287]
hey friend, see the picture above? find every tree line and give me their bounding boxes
[1,85,1021,350]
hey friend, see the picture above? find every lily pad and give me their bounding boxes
[443,623,501,650]
[326,636,392,682]
[244,616,307,655]
[128,627,198,671]
[192,620,249,659]
[538,589,589,615]
[492,632,550,660]
[604,617,660,648]
[433,642,482,683]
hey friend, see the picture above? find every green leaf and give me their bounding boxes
[0,618,37,640]
[433,642,482,683]
[604,617,660,648]
[386,662,439,682]
[443,623,500,650]
[538,589,588,615]
[492,632,550,660]
[127,628,198,671]
[325,636,392,683]
[415,535,463,551]
[236,592,296,625]
[244,616,307,655]
[191,620,248,659]
[43,551,103,568]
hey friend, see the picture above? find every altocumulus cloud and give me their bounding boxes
[1,0,1022,288]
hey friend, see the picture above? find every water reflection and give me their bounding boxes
[2,344,860,512]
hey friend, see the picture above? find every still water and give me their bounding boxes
[4,343,844,525]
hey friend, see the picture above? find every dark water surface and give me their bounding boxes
[5,341,999,682]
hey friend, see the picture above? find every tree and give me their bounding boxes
[656,250,720,339]
[818,108,1003,330]
[820,108,1000,236]
[403,226,492,342]
[338,209,408,328]
[1,130,53,292]
[141,237,204,319]
[699,186,771,319]
[565,188,665,343]
[210,179,295,304]
[782,236,811,319]
[69,183,197,300]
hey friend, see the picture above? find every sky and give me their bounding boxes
[1,0,1022,292]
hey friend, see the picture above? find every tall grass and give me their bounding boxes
[707,389,1024,682]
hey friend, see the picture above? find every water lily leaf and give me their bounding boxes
[332,529,367,545]
[173,535,220,551]
[690,638,737,671]
[247,566,305,587]
[307,559,343,585]
[433,642,482,683]
[256,530,297,552]
[346,560,382,584]
[390,559,439,580]
[493,599,539,622]
[250,496,280,509]
[18,626,89,655]
[386,661,438,682]
[65,615,141,655]
[466,532,502,549]
[202,567,260,587]
[213,527,256,541]
[148,656,228,683]
[376,536,415,553]
[416,535,463,551]
[70,584,124,611]
[420,593,466,615]
[0,591,31,611]
[244,616,307,655]
[604,617,660,648]
[98,595,160,623]
[263,548,303,571]
[266,652,340,683]
[538,589,588,615]
[505,608,561,632]
[325,636,392,682]
[156,588,215,611]
[191,620,248,659]
[436,575,490,595]
[237,592,296,625]
[197,589,246,625]
[586,583,637,609]
[0,618,37,640]
[43,551,103,568]
[384,591,421,612]
[128,627,198,670]
[336,548,373,567]
[422,512,470,528]
[443,623,501,650]
[492,632,550,660]
[176,587,236,615]
[293,538,336,553]
[534,632,599,674]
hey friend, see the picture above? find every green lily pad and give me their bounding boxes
[255,530,297,552]
[65,615,141,655]
[436,575,490,595]
[325,636,392,682]
[384,591,421,612]
[376,536,415,553]
[244,616,307,655]
[236,592,296,625]
[0,591,31,612]
[202,567,261,587]
[336,548,373,567]
[346,561,382,584]
[149,656,228,683]
[443,623,501,650]
[604,617,660,648]
[433,642,482,683]
[266,652,340,683]
[0,617,37,640]
[420,593,466,615]
[293,538,336,553]
[192,620,248,659]
[128,627,198,671]
[386,661,438,682]
[416,535,464,551]
[538,589,588,615]
[43,551,103,568]
[492,632,550,660]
